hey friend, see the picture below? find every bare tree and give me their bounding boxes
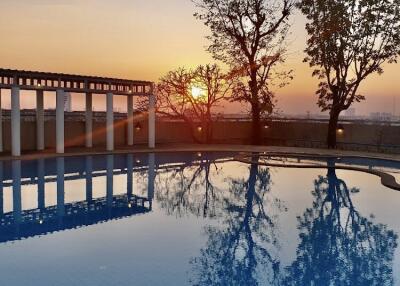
[298,0,400,148]
[157,64,231,143]
[194,0,294,144]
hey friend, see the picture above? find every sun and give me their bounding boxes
[191,86,204,99]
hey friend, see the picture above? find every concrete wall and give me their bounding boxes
[264,121,400,153]
[1,117,399,153]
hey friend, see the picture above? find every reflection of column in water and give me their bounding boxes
[148,153,155,204]
[12,160,22,223]
[57,157,65,217]
[0,161,3,215]
[127,154,133,197]
[106,155,114,207]
[37,159,45,209]
[86,156,93,203]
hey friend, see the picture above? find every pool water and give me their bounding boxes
[0,152,399,286]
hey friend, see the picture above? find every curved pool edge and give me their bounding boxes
[235,153,400,192]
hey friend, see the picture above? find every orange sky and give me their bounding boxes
[0,0,399,115]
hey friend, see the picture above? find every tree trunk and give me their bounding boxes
[249,70,261,145]
[205,108,212,144]
[251,106,262,145]
[327,109,340,148]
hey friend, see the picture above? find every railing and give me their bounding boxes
[156,115,400,126]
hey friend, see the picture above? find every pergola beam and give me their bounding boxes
[0,68,152,96]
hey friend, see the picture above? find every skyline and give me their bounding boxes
[0,0,399,115]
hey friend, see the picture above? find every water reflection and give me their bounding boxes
[155,155,398,285]
[284,165,398,285]
[0,154,155,243]
[0,153,398,285]
[189,156,286,286]
[12,160,22,224]
[0,162,3,215]
[156,155,223,217]
[156,155,285,285]
[85,156,93,202]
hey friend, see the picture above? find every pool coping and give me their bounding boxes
[235,153,400,191]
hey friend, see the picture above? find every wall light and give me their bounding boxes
[197,126,203,132]
[135,123,142,132]
[337,124,345,134]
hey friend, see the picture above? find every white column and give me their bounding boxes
[148,92,156,148]
[11,86,21,156]
[36,90,45,151]
[127,95,134,146]
[0,89,3,153]
[85,93,93,148]
[56,89,65,154]
[106,92,114,151]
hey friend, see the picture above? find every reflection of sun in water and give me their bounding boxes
[191,86,203,99]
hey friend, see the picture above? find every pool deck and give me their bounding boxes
[1,144,400,162]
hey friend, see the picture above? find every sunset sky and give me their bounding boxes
[0,0,399,115]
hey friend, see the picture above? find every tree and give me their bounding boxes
[156,64,231,143]
[298,0,400,148]
[194,0,294,144]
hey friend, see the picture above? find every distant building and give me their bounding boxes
[345,108,356,118]
[370,112,393,121]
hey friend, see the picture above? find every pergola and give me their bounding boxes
[0,68,156,156]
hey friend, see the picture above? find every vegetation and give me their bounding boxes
[194,0,294,144]
[156,64,231,143]
[156,0,400,148]
[298,0,400,147]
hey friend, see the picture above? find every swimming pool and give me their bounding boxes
[0,152,399,285]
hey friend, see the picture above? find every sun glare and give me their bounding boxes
[191,86,203,99]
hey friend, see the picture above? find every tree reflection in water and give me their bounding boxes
[155,154,284,285]
[284,166,398,286]
[156,155,398,285]
[189,156,286,286]
[155,156,223,218]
